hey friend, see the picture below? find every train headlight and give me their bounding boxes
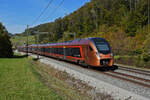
[96,52,100,58]
[111,53,114,57]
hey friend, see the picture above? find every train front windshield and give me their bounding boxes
[96,43,110,51]
[92,38,111,54]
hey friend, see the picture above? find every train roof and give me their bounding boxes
[29,37,107,47]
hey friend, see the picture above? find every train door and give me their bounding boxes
[63,46,66,59]
[86,45,96,66]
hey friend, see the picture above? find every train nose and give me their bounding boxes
[100,54,111,59]
[100,59,110,66]
[99,53,113,66]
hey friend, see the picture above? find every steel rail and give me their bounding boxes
[97,71,150,88]
[109,71,150,83]
[118,66,150,76]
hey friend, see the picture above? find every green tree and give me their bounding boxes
[0,22,13,57]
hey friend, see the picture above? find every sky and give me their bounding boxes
[0,0,90,34]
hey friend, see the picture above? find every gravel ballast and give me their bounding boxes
[31,55,149,100]
[18,52,150,100]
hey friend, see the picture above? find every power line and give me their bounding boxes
[31,0,54,26]
[43,0,65,22]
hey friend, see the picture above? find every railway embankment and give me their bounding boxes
[12,52,114,100]
[26,52,150,100]
[31,60,113,100]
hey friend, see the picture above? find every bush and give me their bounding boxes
[143,53,150,62]
[125,21,137,37]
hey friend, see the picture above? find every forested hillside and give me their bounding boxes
[0,22,13,57]
[23,0,150,61]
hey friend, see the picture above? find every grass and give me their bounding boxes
[0,57,62,100]
[31,61,114,100]
[31,61,92,100]
[0,55,93,100]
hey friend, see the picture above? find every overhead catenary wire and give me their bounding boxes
[43,0,65,22]
[31,0,54,26]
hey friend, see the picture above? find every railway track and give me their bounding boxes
[110,71,150,83]
[106,71,150,88]
[87,68,150,88]
[27,53,150,89]
[118,66,150,76]
[43,55,150,88]
[61,61,150,88]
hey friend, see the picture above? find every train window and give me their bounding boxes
[52,48,54,54]
[55,48,57,54]
[45,48,49,53]
[65,48,81,58]
[47,48,50,53]
[72,48,81,58]
[96,43,109,51]
[53,48,55,54]
[89,46,93,51]
[33,48,35,52]
[57,48,63,55]
[49,48,52,53]
[54,48,57,54]
[45,48,47,52]
[65,48,71,56]
[50,48,52,53]
[57,48,59,54]
[61,48,64,55]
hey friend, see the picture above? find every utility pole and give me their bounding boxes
[26,25,29,57]
[148,0,150,33]
[62,32,75,59]
[34,31,49,59]
[36,31,39,59]
[69,33,76,40]
[62,34,66,59]
[130,0,132,12]
[135,0,136,11]
[72,33,76,40]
